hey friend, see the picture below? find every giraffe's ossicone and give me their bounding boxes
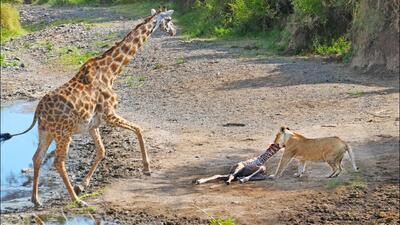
[1,8,176,207]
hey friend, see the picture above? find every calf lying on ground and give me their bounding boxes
[195,142,281,185]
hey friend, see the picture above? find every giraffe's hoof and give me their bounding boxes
[293,173,303,178]
[239,178,248,183]
[31,198,43,208]
[74,185,85,196]
[225,181,231,185]
[76,200,88,208]
[194,179,201,185]
[143,170,151,176]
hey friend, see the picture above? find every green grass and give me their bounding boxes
[35,0,97,6]
[56,47,98,68]
[0,54,20,68]
[347,91,366,98]
[326,177,367,190]
[64,188,107,213]
[313,37,351,56]
[175,57,186,65]
[124,75,147,88]
[25,19,90,33]
[326,178,343,189]
[0,54,5,67]
[0,3,26,43]
[210,217,235,225]
[153,63,164,70]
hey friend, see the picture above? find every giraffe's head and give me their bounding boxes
[151,8,176,36]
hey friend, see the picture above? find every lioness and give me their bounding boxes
[270,126,359,178]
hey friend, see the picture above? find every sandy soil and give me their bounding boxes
[1,5,399,225]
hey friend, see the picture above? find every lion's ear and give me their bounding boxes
[280,126,285,132]
[287,127,290,130]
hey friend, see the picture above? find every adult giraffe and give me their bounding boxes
[1,8,176,207]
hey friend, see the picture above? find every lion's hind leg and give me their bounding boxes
[327,161,340,178]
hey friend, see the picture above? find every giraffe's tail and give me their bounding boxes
[1,102,41,143]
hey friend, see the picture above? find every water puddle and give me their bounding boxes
[1,102,120,224]
[34,214,119,225]
[0,101,56,210]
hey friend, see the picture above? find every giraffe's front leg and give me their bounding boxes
[104,113,151,175]
[74,128,105,195]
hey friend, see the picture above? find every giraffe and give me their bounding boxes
[0,8,176,207]
[195,134,282,185]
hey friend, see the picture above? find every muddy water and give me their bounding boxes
[36,215,119,225]
[1,102,120,224]
[0,101,56,210]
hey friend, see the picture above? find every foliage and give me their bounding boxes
[0,3,25,43]
[110,0,171,18]
[313,36,351,56]
[0,0,23,4]
[35,0,98,6]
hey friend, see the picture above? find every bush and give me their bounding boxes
[0,3,22,32]
[313,36,351,56]
[0,0,24,4]
[34,0,96,5]
[0,3,24,42]
[286,0,356,53]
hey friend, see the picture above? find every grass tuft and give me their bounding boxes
[124,75,147,88]
[347,91,366,98]
[313,37,351,56]
[0,3,25,43]
[56,47,98,68]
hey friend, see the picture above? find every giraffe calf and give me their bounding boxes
[195,142,281,185]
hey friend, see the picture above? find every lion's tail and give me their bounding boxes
[345,143,359,171]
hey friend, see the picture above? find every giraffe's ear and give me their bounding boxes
[151,9,157,16]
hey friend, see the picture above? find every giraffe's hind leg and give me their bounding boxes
[31,130,53,207]
[104,113,150,175]
[54,136,87,207]
[74,128,105,195]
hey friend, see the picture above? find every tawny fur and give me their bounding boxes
[272,126,359,179]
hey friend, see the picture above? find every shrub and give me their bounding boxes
[0,0,24,4]
[0,3,22,32]
[0,3,24,42]
[313,36,351,56]
[286,0,356,52]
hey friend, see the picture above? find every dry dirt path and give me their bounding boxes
[1,5,399,225]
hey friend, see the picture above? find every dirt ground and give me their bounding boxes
[1,5,399,225]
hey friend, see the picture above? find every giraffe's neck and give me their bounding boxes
[255,144,281,165]
[97,16,157,86]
